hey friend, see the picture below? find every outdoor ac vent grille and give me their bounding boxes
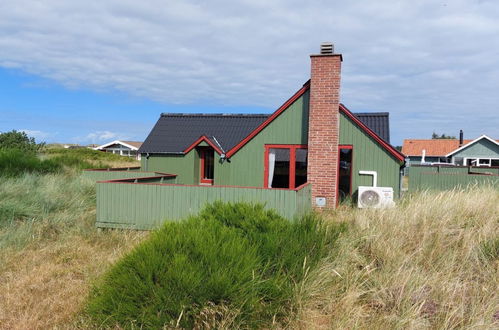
[320,43,334,54]
[358,186,395,209]
[360,190,380,207]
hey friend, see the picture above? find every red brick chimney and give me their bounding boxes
[307,43,342,208]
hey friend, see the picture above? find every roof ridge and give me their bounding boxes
[161,113,270,117]
[354,112,389,115]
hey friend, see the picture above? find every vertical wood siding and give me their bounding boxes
[409,165,499,191]
[452,138,499,158]
[141,152,199,184]
[339,112,403,198]
[142,91,309,188]
[216,91,309,187]
[96,183,311,230]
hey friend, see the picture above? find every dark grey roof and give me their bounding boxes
[354,112,390,143]
[139,111,390,154]
[139,113,269,154]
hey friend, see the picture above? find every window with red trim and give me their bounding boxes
[199,147,214,184]
[264,145,307,189]
[337,145,353,202]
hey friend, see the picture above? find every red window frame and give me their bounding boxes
[264,144,308,189]
[199,147,214,184]
[336,145,353,205]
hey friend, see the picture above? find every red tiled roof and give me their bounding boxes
[401,138,499,156]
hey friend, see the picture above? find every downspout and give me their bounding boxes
[399,168,404,199]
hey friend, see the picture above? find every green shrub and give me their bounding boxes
[0,149,60,177]
[0,130,44,154]
[86,202,346,328]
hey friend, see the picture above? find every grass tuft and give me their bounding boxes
[85,202,346,328]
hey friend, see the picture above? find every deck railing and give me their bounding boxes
[82,167,176,182]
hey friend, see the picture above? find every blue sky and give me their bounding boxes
[0,67,267,144]
[1,0,498,146]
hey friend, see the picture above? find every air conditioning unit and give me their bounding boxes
[358,186,394,208]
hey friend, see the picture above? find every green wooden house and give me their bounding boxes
[137,43,405,208]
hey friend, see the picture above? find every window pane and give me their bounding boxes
[478,158,490,165]
[338,148,353,201]
[295,148,308,187]
[204,150,214,179]
[466,158,477,166]
[491,159,499,167]
[270,148,289,188]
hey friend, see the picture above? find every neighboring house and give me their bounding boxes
[95,140,143,160]
[138,43,405,207]
[402,134,499,166]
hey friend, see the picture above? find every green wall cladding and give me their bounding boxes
[216,90,309,187]
[338,112,402,198]
[452,138,499,158]
[142,90,309,187]
[408,165,499,191]
[142,151,199,185]
[139,90,402,198]
[96,183,311,230]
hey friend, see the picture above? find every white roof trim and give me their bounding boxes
[94,140,140,151]
[445,135,499,157]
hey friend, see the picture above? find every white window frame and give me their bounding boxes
[463,157,499,167]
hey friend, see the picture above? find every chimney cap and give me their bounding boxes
[320,42,334,54]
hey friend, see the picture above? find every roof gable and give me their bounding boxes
[95,140,142,150]
[445,135,499,157]
[139,81,400,161]
[339,104,404,162]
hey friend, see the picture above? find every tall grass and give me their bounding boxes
[295,187,499,329]
[0,149,60,177]
[85,202,347,328]
[0,170,147,329]
[45,147,138,163]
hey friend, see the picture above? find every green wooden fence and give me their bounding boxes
[82,167,177,182]
[408,165,499,191]
[96,181,312,230]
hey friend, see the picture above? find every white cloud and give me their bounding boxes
[19,129,53,141]
[0,0,498,143]
[80,131,129,144]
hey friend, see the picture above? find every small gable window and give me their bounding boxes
[199,147,214,184]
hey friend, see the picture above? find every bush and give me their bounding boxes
[0,130,44,154]
[86,202,346,328]
[0,149,60,177]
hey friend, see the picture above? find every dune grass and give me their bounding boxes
[0,169,146,329]
[0,156,497,329]
[85,202,347,329]
[295,187,499,329]
[0,149,61,177]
